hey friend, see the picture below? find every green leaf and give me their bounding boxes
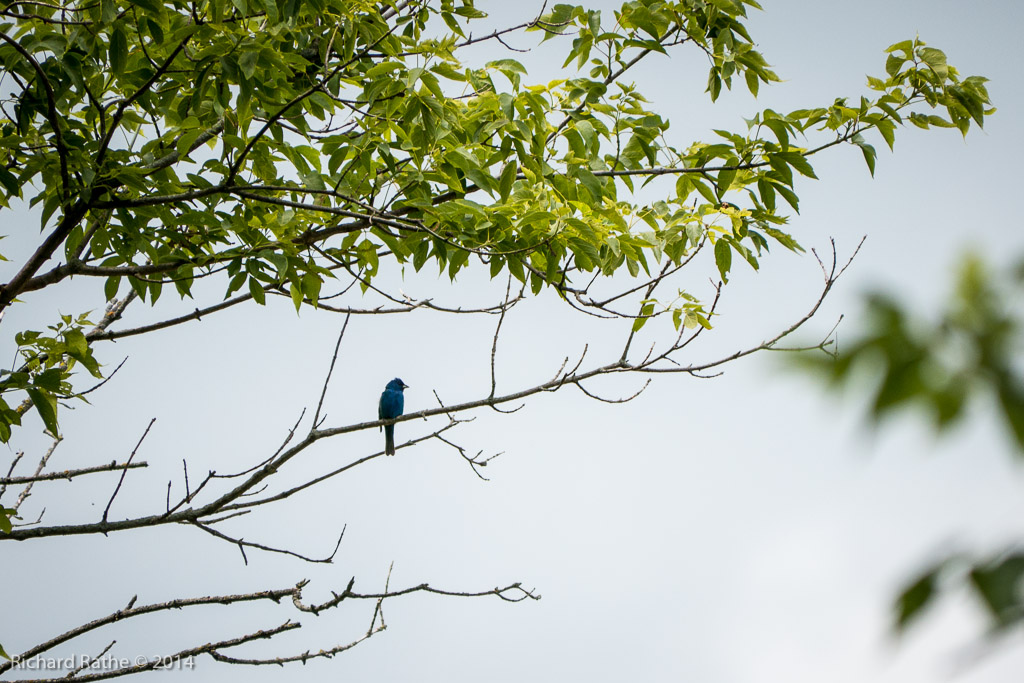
[453,4,486,18]
[104,276,121,301]
[576,168,602,202]
[762,118,790,150]
[0,165,19,197]
[129,0,164,12]
[248,276,266,305]
[717,157,738,197]
[529,270,543,295]
[239,51,258,80]
[64,328,88,360]
[487,59,527,88]
[685,223,703,247]
[26,388,59,435]
[301,272,322,307]
[144,15,164,43]
[489,256,504,279]
[77,353,103,379]
[918,47,948,80]
[745,69,759,97]
[507,256,525,284]
[226,270,247,297]
[714,239,732,283]
[34,368,62,392]
[632,302,655,332]
[774,183,800,212]
[0,640,10,659]
[366,61,403,79]
[109,23,128,76]
[885,40,914,55]
[948,86,986,128]
[762,226,804,252]
[692,178,718,205]
[0,507,14,535]
[101,0,117,24]
[498,162,517,203]
[757,177,776,211]
[774,152,817,179]
[852,135,877,177]
[412,240,430,272]
[876,119,896,151]
[885,53,905,78]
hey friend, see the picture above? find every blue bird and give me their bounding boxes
[378,378,408,456]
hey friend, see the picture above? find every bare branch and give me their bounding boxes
[0,461,147,486]
[574,378,651,404]
[0,248,852,543]
[191,520,345,566]
[207,624,380,667]
[215,421,465,515]
[295,578,540,614]
[0,587,299,677]
[433,432,501,481]
[313,315,351,429]
[13,436,62,512]
[489,275,514,400]
[0,451,24,500]
[77,357,128,398]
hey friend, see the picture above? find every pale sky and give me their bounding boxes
[3,1,1023,682]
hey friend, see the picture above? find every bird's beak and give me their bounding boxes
[402,382,410,389]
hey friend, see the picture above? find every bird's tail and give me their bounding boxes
[385,425,395,456]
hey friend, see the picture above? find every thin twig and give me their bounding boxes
[101,418,155,524]
[313,315,351,429]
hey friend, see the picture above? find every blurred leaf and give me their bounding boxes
[798,254,1024,451]
[996,379,1024,451]
[894,567,939,630]
[969,553,1024,629]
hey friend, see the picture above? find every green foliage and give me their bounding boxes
[802,255,1024,449]
[0,313,102,440]
[800,254,1024,637]
[0,1,991,441]
[894,567,936,629]
[895,551,1024,634]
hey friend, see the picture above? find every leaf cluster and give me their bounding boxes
[800,253,1024,639]
[896,549,1024,636]
[803,254,1024,449]
[0,2,991,445]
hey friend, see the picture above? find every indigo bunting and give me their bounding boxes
[378,378,408,456]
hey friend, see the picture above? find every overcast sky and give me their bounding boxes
[3,1,1023,682]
